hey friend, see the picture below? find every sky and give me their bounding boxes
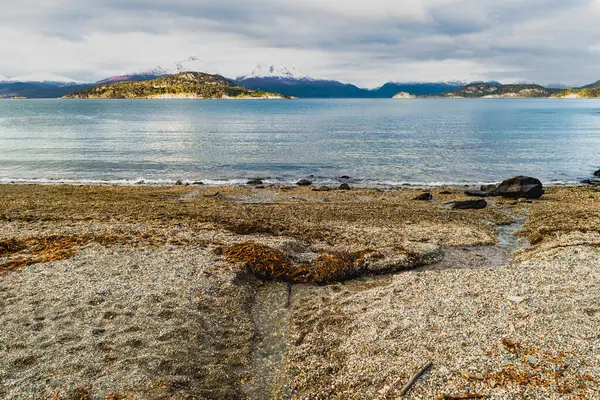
[1,0,600,87]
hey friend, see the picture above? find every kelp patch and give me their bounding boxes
[218,242,389,283]
[0,235,124,272]
[0,232,207,273]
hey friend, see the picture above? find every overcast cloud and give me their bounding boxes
[1,0,599,87]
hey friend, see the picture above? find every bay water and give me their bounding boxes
[1,98,599,186]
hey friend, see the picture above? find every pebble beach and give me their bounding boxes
[0,183,599,399]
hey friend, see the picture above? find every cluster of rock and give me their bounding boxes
[414,176,544,210]
[246,177,352,190]
[581,169,600,186]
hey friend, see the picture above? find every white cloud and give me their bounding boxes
[0,0,599,87]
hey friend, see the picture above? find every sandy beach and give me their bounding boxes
[1,183,599,399]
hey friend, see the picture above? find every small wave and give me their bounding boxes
[0,177,173,186]
[0,177,584,187]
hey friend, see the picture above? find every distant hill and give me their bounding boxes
[437,83,560,98]
[4,74,83,84]
[236,64,367,98]
[96,73,165,85]
[372,81,501,98]
[0,82,95,99]
[64,72,287,99]
[236,77,369,98]
[580,80,600,89]
[237,77,502,98]
[552,88,600,98]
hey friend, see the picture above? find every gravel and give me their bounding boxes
[0,244,255,399]
[1,184,599,399]
[283,245,600,399]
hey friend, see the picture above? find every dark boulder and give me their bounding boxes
[339,175,352,180]
[339,183,351,190]
[464,189,488,198]
[192,181,204,185]
[594,169,600,177]
[247,179,263,185]
[175,180,183,186]
[582,178,600,186]
[413,192,433,201]
[296,179,313,186]
[488,176,544,199]
[442,199,487,210]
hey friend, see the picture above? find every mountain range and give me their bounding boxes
[1,57,599,99]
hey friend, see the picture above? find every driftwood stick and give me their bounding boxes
[443,394,488,399]
[399,361,433,396]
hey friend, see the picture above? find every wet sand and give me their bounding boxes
[0,184,599,399]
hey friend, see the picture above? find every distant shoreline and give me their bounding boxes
[3,96,600,100]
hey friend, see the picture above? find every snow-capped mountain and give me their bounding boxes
[96,56,217,85]
[173,56,217,74]
[7,73,84,84]
[387,80,469,87]
[137,56,218,76]
[136,66,169,76]
[236,65,367,98]
[238,64,308,80]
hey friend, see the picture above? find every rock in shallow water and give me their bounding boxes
[485,176,544,199]
[582,178,600,186]
[296,179,313,186]
[247,179,263,185]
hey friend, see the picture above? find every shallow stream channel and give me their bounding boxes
[241,213,531,399]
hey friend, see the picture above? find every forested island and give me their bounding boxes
[64,72,287,99]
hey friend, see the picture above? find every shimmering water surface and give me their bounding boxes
[1,98,599,185]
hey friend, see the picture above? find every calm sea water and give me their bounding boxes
[1,99,599,186]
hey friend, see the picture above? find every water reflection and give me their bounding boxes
[0,99,599,184]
